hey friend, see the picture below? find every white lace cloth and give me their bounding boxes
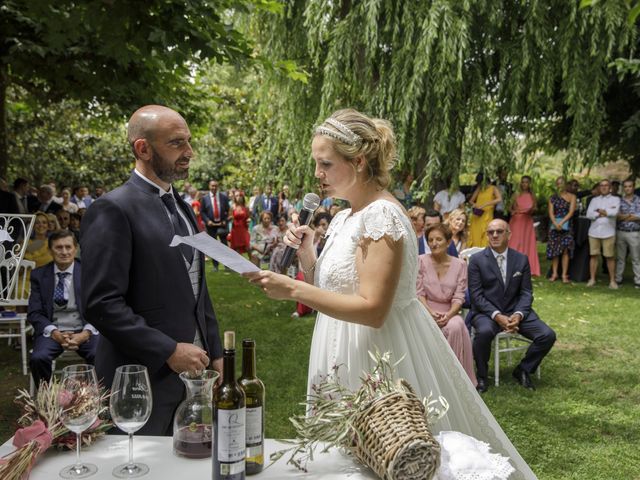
[307,199,537,480]
[435,431,515,480]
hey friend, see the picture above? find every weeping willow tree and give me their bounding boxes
[252,0,637,192]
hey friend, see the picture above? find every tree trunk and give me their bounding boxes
[0,63,7,180]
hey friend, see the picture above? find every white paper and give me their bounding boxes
[170,232,260,274]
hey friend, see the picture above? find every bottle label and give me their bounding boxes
[220,461,245,475]
[217,408,246,462]
[245,407,263,445]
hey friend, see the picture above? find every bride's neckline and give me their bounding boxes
[346,197,405,218]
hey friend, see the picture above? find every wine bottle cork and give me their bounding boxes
[224,331,235,350]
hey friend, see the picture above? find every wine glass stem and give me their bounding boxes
[128,432,134,467]
[75,432,82,470]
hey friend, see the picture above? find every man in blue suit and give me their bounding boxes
[201,179,230,270]
[469,219,556,393]
[81,105,223,435]
[28,230,98,386]
[253,185,279,219]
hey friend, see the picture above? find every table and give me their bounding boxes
[0,436,377,479]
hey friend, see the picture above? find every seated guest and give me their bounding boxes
[55,209,71,231]
[423,210,459,257]
[586,179,620,288]
[46,213,60,233]
[469,219,556,393]
[28,230,98,386]
[615,179,640,287]
[269,215,291,272]
[408,205,427,252]
[250,211,278,267]
[433,185,465,220]
[68,213,82,242]
[509,175,540,276]
[24,212,54,268]
[445,208,468,254]
[546,176,576,282]
[416,224,477,385]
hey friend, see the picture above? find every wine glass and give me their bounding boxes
[58,364,100,479]
[110,365,153,478]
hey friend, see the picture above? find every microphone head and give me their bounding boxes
[302,193,321,211]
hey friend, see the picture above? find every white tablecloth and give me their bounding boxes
[0,436,377,479]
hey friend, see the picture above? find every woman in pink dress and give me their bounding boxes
[508,175,541,276]
[416,224,477,386]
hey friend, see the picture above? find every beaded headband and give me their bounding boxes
[315,118,363,146]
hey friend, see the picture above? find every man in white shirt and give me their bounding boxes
[585,179,621,288]
[433,187,465,219]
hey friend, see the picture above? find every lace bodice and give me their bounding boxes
[315,199,418,308]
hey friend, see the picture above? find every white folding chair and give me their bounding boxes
[493,331,541,386]
[0,259,36,375]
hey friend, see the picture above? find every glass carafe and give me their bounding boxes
[173,370,219,459]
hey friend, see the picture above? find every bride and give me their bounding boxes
[245,109,537,479]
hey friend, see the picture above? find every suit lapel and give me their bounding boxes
[505,248,517,291]
[484,248,505,290]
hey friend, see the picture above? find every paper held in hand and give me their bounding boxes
[170,232,260,274]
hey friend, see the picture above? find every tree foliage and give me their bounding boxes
[0,0,279,177]
[252,0,638,192]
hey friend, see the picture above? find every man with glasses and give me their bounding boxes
[586,179,621,288]
[468,219,556,393]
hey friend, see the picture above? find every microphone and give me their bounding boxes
[280,192,321,271]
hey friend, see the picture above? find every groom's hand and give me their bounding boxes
[167,343,209,374]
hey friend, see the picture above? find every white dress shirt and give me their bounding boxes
[434,189,466,215]
[586,194,620,239]
[489,248,523,321]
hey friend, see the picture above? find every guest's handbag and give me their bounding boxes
[472,207,484,217]
[555,216,569,231]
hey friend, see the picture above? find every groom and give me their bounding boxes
[468,219,556,393]
[81,105,223,435]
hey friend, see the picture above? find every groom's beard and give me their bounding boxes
[151,150,189,184]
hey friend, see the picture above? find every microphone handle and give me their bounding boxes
[280,208,314,272]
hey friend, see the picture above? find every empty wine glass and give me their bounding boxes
[58,364,100,479]
[110,365,153,478]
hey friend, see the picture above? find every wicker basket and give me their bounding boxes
[351,382,441,480]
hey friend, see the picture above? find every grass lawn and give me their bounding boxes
[1,254,638,479]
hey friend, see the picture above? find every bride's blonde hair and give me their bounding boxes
[314,109,397,189]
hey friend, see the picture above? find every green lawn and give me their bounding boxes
[1,256,639,479]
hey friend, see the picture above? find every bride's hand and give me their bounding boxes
[284,215,315,255]
[243,270,296,300]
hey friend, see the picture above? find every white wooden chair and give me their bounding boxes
[0,259,36,375]
[493,331,541,386]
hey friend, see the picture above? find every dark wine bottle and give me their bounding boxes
[238,339,265,475]
[213,331,246,480]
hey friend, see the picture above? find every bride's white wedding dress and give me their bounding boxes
[308,199,537,479]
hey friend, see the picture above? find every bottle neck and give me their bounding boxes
[223,349,236,383]
[242,346,256,378]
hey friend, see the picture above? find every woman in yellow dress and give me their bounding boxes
[468,173,502,247]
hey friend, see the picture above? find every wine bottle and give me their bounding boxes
[238,339,265,475]
[213,331,246,480]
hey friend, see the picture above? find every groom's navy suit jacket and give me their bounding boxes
[468,247,538,322]
[28,260,85,337]
[81,172,223,435]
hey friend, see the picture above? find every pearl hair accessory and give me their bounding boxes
[315,118,363,146]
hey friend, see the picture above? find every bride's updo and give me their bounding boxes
[314,109,397,189]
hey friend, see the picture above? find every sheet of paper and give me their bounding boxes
[170,232,260,274]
